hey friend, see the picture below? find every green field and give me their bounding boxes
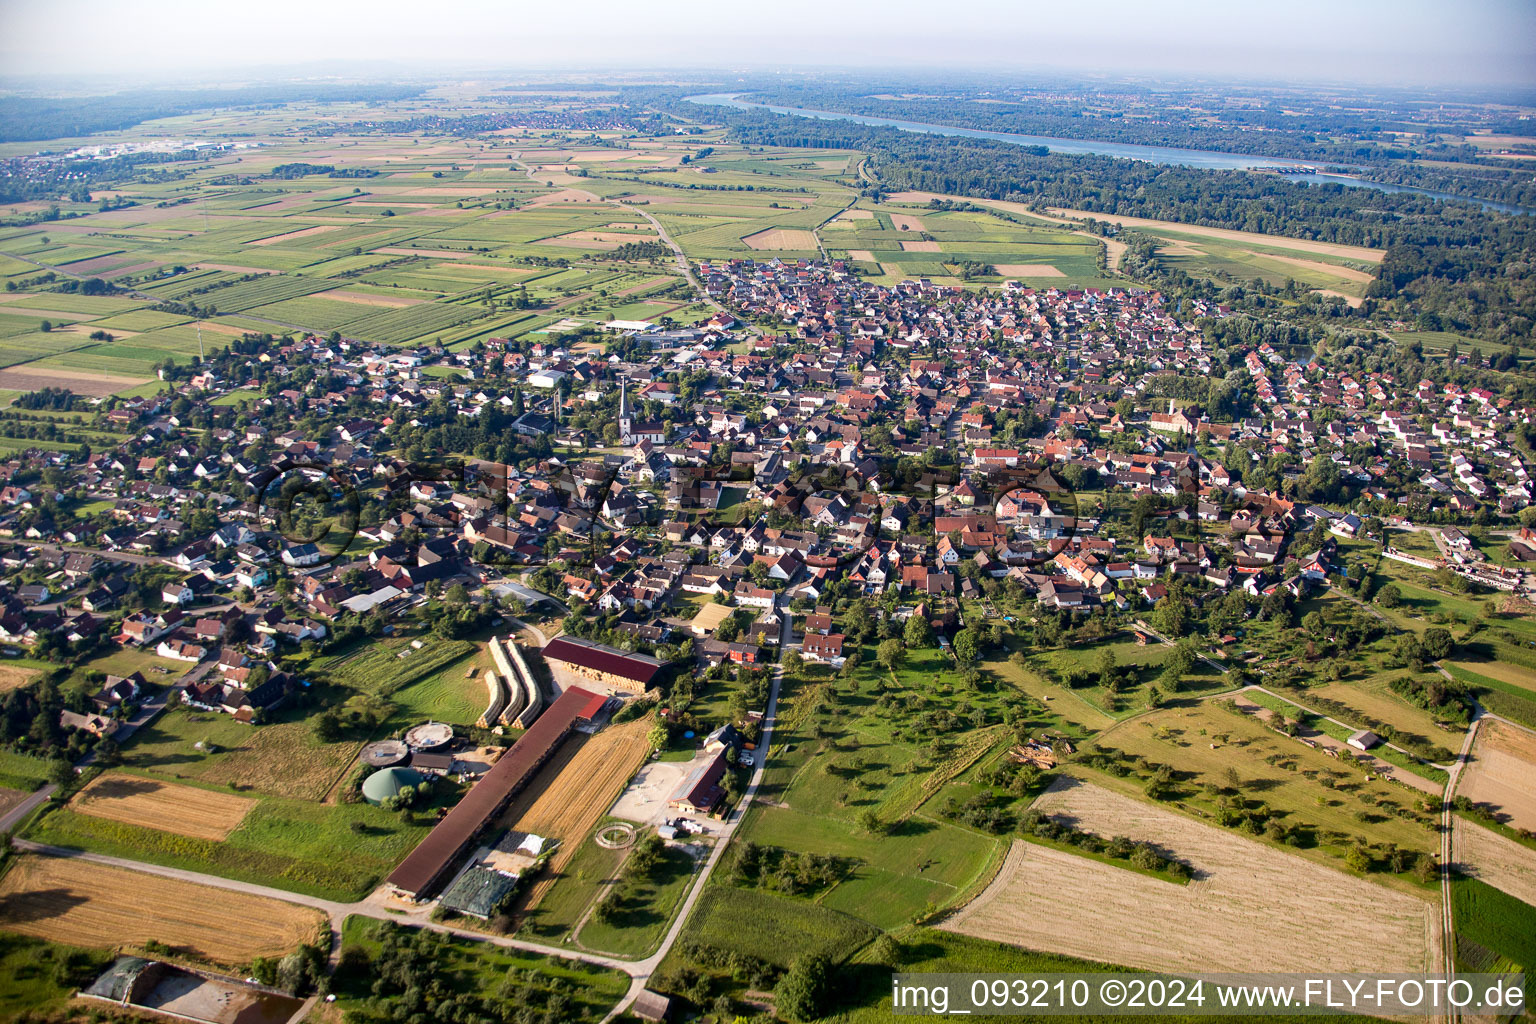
[575,842,701,957]
[1451,876,1536,971]
[0,931,114,1021]
[24,783,435,902]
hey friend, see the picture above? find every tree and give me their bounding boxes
[1152,596,1191,639]
[953,628,980,665]
[904,614,934,647]
[857,808,886,835]
[646,719,669,751]
[312,710,343,743]
[47,757,75,788]
[876,638,906,674]
[1376,583,1402,608]
[1421,628,1454,661]
[776,952,832,1022]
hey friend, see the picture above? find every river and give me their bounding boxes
[686,93,1533,216]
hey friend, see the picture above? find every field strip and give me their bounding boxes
[0,365,148,396]
[1454,817,1536,906]
[1044,207,1384,262]
[0,854,326,965]
[943,778,1437,974]
[72,773,256,841]
[1262,252,1375,282]
[1458,719,1536,832]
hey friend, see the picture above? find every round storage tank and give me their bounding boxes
[360,739,409,768]
[361,766,424,805]
[404,721,454,752]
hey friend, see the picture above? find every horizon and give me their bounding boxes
[1,0,1533,91]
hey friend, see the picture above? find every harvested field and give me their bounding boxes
[1454,817,1536,907]
[0,855,325,965]
[59,255,134,275]
[72,774,255,841]
[1459,720,1536,832]
[944,778,1437,974]
[0,664,41,693]
[836,210,873,221]
[742,228,820,250]
[250,225,343,246]
[846,249,876,262]
[498,718,651,912]
[0,366,146,396]
[317,289,422,308]
[993,264,1066,277]
[889,214,926,231]
[190,320,249,338]
[899,239,941,252]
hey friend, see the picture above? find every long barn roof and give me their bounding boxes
[386,685,598,896]
[541,635,664,685]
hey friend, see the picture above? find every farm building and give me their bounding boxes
[386,686,602,899]
[1346,729,1381,751]
[541,636,665,697]
[668,750,728,814]
[631,990,674,1022]
[362,767,424,805]
[438,866,519,919]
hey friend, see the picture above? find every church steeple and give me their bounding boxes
[618,378,632,442]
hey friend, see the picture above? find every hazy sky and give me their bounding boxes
[1,0,1532,89]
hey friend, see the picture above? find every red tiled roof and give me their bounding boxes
[541,636,663,686]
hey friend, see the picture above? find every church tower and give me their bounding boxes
[618,378,633,444]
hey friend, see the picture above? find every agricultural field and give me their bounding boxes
[1089,698,1442,870]
[1450,876,1536,973]
[385,645,492,726]
[0,749,54,792]
[944,779,1438,974]
[1458,719,1536,832]
[497,718,653,917]
[0,855,326,966]
[71,773,256,841]
[1454,817,1536,907]
[721,650,1015,932]
[575,841,702,958]
[112,705,364,802]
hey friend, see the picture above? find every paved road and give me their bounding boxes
[601,604,791,1019]
[29,542,166,568]
[0,784,56,833]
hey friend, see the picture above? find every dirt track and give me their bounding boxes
[944,779,1438,975]
[0,855,325,965]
